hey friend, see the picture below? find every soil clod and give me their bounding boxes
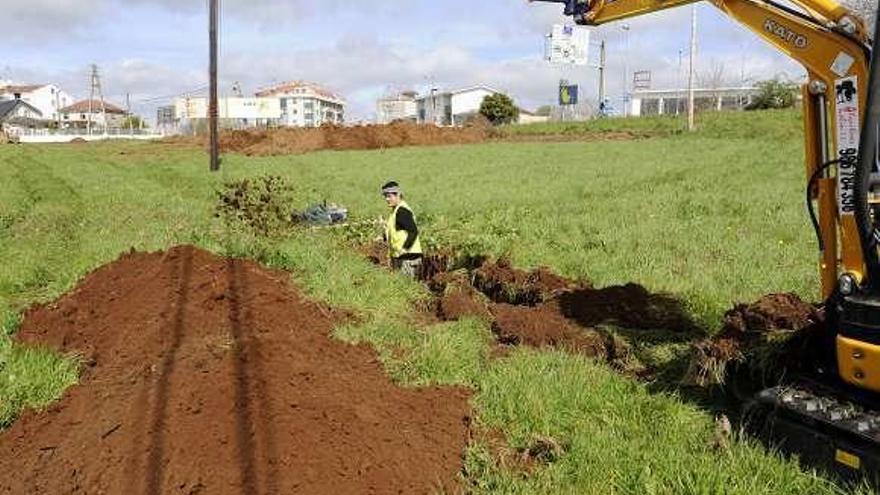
[473,260,577,306]
[491,302,607,357]
[684,293,821,387]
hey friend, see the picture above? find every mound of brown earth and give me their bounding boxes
[491,302,607,357]
[685,293,820,387]
[436,272,492,322]
[473,260,577,306]
[0,246,471,494]
[201,122,489,156]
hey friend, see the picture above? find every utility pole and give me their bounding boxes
[687,6,698,131]
[621,24,630,117]
[598,40,606,111]
[126,93,133,135]
[678,49,684,115]
[209,0,220,172]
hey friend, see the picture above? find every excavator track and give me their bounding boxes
[746,384,880,482]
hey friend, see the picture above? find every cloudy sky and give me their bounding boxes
[2,0,805,122]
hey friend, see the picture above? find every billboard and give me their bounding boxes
[559,84,579,106]
[546,24,590,66]
[174,97,281,119]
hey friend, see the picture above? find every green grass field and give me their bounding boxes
[0,109,870,494]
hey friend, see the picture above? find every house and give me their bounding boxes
[517,108,550,125]
[0,100,44,134]
[172,97,281,130]
[0,84,73,122]
[415,85,503,126]
[59,100,127,130]
[255,81,345,127]
[376,91,418,124]
[630,87,762,116]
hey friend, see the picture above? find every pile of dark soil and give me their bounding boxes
[491,302,607,357]
[473,260,577,306]
[169,122,491,156]
[434,271,492,322]
[685,293,820,387]
[0,246,471,494]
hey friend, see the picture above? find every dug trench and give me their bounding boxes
[0,246,472,494]
[371,244,825,391]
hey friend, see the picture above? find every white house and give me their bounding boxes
[59,100,127,130]
[377,91,418,124]
[517,109,550,125]
[0,100,44,134]
[170,96,281,129]
[415,85,502,126]
[0,84,73,123]
[630,87,762,116]
[255,81,345,127]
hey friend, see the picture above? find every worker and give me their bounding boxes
[381,181,423,277]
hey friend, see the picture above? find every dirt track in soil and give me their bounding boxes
[0,246,471,495]
[160,122,650,157]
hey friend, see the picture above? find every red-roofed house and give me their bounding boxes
[255,81,345,127]
[59,100,127,130]
[0,83,73,122]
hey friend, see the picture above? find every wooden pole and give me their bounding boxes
[209,0,220,172]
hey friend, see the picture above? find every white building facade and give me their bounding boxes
[415,86,501,126]
[377,91,418,124]
[0,84,73,122]
[255,81,345,127]
[630,87,762,116]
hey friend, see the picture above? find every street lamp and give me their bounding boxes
[621,23,631,117]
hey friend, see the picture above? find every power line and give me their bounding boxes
[88,64,107,136]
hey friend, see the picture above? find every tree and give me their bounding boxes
[479,93,519,125]
[746,78,798,110]
[121,115,147,130]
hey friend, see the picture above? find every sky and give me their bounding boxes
[1,0,806,122]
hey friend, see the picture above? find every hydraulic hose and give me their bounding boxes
[807,159,840,252]
[854,10,880,291]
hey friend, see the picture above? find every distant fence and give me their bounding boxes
[13,129,165,144]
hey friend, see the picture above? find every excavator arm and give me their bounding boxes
[534,0,880,480]
[534,0,871,299]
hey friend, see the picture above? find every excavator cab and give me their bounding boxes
[534,0,880,482]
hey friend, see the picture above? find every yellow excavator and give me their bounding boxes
[534,0,880,480]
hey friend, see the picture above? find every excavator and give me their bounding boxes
[533,0,880,481]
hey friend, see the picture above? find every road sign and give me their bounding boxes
[559,84,579,106]
[546,24,590,66]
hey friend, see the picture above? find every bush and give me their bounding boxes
[479,93,520,126]
[746,79,798,110]
[215,175,295,237]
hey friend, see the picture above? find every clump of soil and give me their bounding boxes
[684,293,820,387]
[169,122,490,156]
[360,240,388,266]
[69,137,88,144]
[436,272,492,322]
[419,251,454,282]
[0,246,471,494]
[473,259,577,306]
[491,302,607,357]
